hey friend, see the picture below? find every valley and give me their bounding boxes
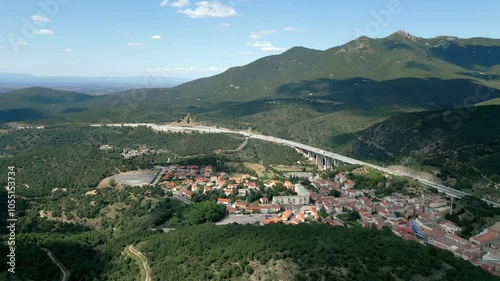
[2,22,500,280]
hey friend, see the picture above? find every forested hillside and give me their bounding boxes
[141,224,498,281]
[349,105,500,201]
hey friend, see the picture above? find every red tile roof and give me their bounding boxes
[217,198,230,204]
[471,231,499,243]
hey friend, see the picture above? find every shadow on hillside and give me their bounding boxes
[430,44,500,69]
[383,41,412,51]
[0,108,46,123]
[405,61,436,72]
[61,107,88,114]
[276,77,500,110]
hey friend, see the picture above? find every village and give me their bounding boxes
[100,162,500,276]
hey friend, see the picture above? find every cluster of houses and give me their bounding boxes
[217,198,280,215]
[261,207,327,225]
[159,165,500,274]
[300,176,500,275]
[408,215,500,273]
[160,165,262,200]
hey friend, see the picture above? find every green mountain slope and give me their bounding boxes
[141,223,497,281]
[349,105,500,201]
[0,87,105,123]
[144,31,500,105]
[2,32,500,147]
[104,32,500,142]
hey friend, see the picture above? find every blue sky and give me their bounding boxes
[0,0,499,78]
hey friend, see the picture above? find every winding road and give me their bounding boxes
[127,245,152,281]
[41,247,70,281]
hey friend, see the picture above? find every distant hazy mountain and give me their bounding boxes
[0,73,191,95]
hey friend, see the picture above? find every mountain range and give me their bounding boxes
[0,73,190,95]
[1,31,500,198]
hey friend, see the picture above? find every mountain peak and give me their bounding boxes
[389,30,419,41]
[433,35,462,41]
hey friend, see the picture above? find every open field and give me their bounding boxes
[243,162,266,177]
[216,214,278,225]
[273,166,314,172]
[105,170,158,187]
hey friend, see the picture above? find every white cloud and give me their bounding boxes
[15,41,28,46]
[249,30,275,40]
[283,26,305,32]
[178,1,237,18]
[34,29,54,35]
[128,42,146,47]
[122,32,131,36]
[31,15,50,23]
[249,40,285,52]
[207,66,218,71]
[160,0,169,6]
[260,46,285,52]
[147,67,172,73]
[151,35,163,40]
[219,22,231,27]
[237,51,253,56]
[252,41,272,47]
[171,0,189,7]
[64,48,72,52]
[176,67,195,71]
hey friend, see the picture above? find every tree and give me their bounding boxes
[188,201,227,225]
[329,190,341,197]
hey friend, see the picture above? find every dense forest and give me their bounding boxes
[141,223,498,281]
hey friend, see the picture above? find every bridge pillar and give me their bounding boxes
[308,151,314,160]
[316,154,325,169]
[325,157,332,170]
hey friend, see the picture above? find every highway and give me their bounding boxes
[91,123,499,207]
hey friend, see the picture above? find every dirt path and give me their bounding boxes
[41,248,70,281]
[127,245,152,281]
[228,137,249,152]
